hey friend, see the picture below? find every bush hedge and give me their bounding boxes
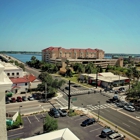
[7,114,23,130]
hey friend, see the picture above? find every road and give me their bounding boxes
[6,99,62,115]
[72,93,140,138]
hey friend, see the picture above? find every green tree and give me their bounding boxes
[44,114,58,132]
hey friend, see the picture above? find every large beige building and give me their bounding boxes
[42,46,105,62]
[42,46,123,68]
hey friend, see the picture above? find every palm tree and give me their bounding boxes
[126,69,133,91]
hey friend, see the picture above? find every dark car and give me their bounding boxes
[101,128,114,138]
[22,96,27,101]
[17,96,22,102]
[58,108,67,117]
[50,108,60,118]
[81,118,95,126]
[5,96,10,104]
[11,97,16,103]
[65,86,70,90]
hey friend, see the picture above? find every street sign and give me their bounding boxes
[72,97,77,101]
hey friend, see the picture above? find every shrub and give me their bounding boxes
[68,109,77,117]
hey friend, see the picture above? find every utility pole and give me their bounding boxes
[45,82,47,102]
[97,101,100,122]
[96,70,98,88]
[68,80,71,110]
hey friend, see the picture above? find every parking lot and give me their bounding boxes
[8,113,106,140]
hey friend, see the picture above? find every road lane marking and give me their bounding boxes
[41,113,45,117]
[100,110,104,113]
[90,127,103,132]
[129,120,136,125]
[8,132,24,137]
[111,107,140,122]
[104,109,110,112]
[123,123,130,127]
[27,116,31,124]
[34,115,40,122]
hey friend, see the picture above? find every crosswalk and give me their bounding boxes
[87,103,116,111]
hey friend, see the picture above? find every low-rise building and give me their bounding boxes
[0,61,23,78]
[22,128,80,140]
[80,72,129,88]
[10,74,41,94]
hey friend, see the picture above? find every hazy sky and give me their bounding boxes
[0,0,140,53]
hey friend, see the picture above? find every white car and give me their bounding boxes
[108,132,124,140]
[28,96,34,101]
[123,105,135,112]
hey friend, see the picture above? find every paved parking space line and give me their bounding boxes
[90,127,103,132]
[34,115,40,122]
[27,116,31,124]
[83,123,98,129]
[75,117,86,121]
[96,134,100,137]
[8,132,24,137]
[41,113,45,117]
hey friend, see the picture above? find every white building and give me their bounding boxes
[10,74,41,94]
[22,128,80,140]
[0,61,23,78]
[80,72,129,88]
[0,63,12,140]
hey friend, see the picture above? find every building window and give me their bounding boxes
[25,83,27,86]
[69,52,71,57]
[7,73,10,76]
[17,72,19,75]
[12,73,14,76]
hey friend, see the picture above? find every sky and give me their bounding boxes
[0,0,140,53]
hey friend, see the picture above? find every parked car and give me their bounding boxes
[17,96,22,102]
[118,87,125,92]
[116,102,124,108]
[81,118,96,126]
[123,105,135,112]
[28,96,34,101]
[50,108,60,118]
[65,86,70,90]
[101,128,114,138]
[22,96,27,101]
[107,132,124,140]
[11,97,16,103]
[5,96,10,104]
[58,108,67,117]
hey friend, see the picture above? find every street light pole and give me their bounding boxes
[97,101,100,122]
[45,82,47,102]
[68,80,71,110]
[19,106,22,115]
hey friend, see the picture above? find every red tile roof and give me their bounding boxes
[42,46,101,52]
[10,77,29,84]
[10,74,37,84]
[23,74,36,82]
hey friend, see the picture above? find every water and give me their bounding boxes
[6,53,42,63]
